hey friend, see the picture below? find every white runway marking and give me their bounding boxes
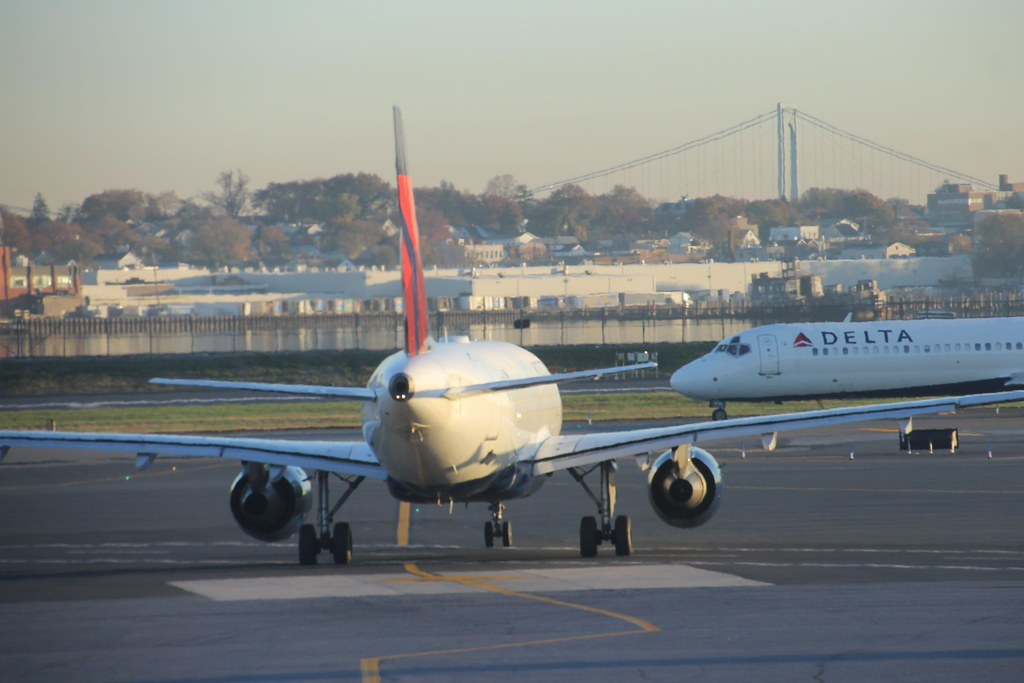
[170,564,769,601]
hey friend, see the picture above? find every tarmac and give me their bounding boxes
[1,409,1022,682]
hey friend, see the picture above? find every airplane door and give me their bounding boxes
[758,334,780,375]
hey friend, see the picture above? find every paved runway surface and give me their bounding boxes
[2,409,1023,681]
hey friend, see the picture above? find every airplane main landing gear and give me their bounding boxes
[484,503,512,547]
[568,460,632,558]
[299,471,365,565]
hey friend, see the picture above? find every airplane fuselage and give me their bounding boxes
[362,338,561,502]
[671,317,1024,402]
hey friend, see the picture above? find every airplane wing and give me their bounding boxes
[150,378,378,401]
[445,362,657,397]
[0,431,386,479]
[528,389,1024,475]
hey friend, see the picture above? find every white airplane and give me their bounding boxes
[671,317,1024,420]
[3,110,1024,565]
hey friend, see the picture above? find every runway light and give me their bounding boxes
[125,475,131,481]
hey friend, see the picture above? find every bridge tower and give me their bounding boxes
[777,103,798,201]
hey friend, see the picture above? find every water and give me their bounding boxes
[5,318,750,358]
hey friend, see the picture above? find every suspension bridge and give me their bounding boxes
[528,103,997,204]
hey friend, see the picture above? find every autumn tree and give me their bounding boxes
[745,198,803,242]
[319,219,387,260]
[77,189,148,224]
[190,218,252,267]
[0,209,31,252]
[679,195,746,245]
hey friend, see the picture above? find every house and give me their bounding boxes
[840,242,916,260]
[769,225,820,243]
[668,232,695,253]
[463,242,506,266]
[93,251,144,270]
[885,242,916,258]
[820,219,862,242]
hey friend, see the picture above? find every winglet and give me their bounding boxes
[393,106,429,356]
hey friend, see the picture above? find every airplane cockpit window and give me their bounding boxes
[715,337,751,357]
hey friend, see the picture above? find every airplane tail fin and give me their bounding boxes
[393,106,429,356]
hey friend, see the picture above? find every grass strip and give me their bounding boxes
[0,394,909,433]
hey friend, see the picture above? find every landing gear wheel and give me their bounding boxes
[298,523,319,565]
[331,522,352,565]
[501,521,512,547]
[580,516,598,558]
[613,515,632,556]
[712,408,728,421]
[484,521,495,548]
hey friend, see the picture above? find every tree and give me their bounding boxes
[974,213,1024,278]
[203,169,251,218]
[29,193,50,226]
[484,174,525,200]
[679,195,745,245]
[319,219,385,260]
[190,218,252,267]
[0,209,31,252]
[77,190,147,224]
[525,184,595,238]
[254,224,290,259]
[745,199,803,242]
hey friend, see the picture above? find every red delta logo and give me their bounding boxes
[793,332,813,348]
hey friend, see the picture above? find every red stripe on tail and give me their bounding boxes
[393,107,429,356]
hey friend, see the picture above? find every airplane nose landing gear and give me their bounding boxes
[484,503,512,547]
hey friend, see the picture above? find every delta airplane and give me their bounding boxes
[671,317,1024,420]
[3,110,1024,565]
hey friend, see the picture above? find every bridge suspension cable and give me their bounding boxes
[528,105,997,200]
[527,109,777,196]
[791,109,996,190]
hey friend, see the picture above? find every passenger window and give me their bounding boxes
[944,344,951,352]
[812,348,819,356]
[904,345,911,354]
[975,343,982,351]
[985,343,992,351]
[842,347,849,355]
[955,343,961,351]
[924,345,930,352]
[996,342,1003,350]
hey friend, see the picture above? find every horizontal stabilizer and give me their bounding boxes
[150,378,377,401]
[445,362,657,397]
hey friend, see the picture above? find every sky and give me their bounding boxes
[3,0,1023,213]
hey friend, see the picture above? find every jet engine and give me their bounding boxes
[229,464,313,542]
[647,445,722,529]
